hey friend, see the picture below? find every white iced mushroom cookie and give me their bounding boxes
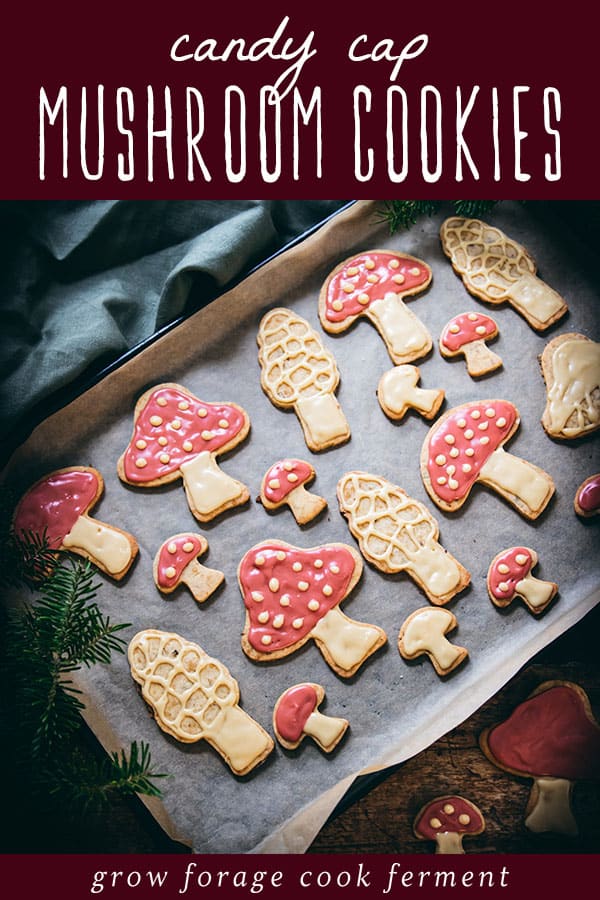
[377,365,444,422]
[439,312,502,377]
[398,607,468,676]
[487,546,557,615]
[153,532,224,604]
[540,333,600,440]
[273,682,349,753]
[259,458,327,524]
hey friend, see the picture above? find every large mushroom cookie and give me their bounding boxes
[540,333,600,440]
[318,250,432,365]
[440,217,568,331]
[413,796,485,853]
[259,458,327,525]
[487,546,557,615]
[128,629,274,775]
[238,540,386,678]
[257,308,350,452]
[337,471,470,606]
[479,681,600,835]
[398,607,468,677]
[439,312,502,377]
[421,399,555,520]
[377,365,444,423]
[153,533,224,604]
[273,683,349,753]
[13,466,137,580]
[118,383,250,522]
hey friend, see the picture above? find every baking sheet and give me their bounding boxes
[4,200,599,854]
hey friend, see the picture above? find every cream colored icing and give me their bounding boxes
[378,365,443,418]
[310,605,385,675]
[367,294,431,364]
[545,339,600,435]
[400,608,463,671]
[303,709,348,751]
[516,575,555,610]
[508,272,567,326]
[203,704,274,775]
[434,832,465,854]
[478,447,553,516]
[62,515,133,575]
[525,777,577,836]
[295,393,351,450]
[180,450,248,517]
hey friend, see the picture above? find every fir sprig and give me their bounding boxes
[377,200,500,233]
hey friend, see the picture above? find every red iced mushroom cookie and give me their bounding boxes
[273,682,349,752]
[439,312,502,377]
[260,459,327,525]
[238,540,387,678]
[117,383,250,522]
[153,533,224,604]
[487,546,557,615]
[13,466,138,580]
[480,681,600,835]
[319,250,433,365]
[413,796,485,853]
[420,399,555,520]
[377,365,444,422]
[540,333,600,440]
[574,473,600,518]
[398,607,468,676]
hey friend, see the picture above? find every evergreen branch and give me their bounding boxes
[377,200,502,233]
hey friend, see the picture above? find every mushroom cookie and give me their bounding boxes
[318,250,433,365]
[421,399,555,520]
[480,681,600,835]
[259,458,327,525]
[440,217,568,331]
[273,683,349,753]
[13,466,137,580]
[153,533,224,604]
[398,607,468,676]
[118,383,250,522]
[128,629,274,775]
[413,796,485,853]
[377,365,444,422]
[238,540,386,678]
[487,546,557,615]
[337,471,470,606]
[574,473,600,518]
[540,333,600,440]
[439,312,502,377]
[257,307,351,452]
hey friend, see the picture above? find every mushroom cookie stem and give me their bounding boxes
[61,514,136,576]
[295,394,351,453]
[287,485,327,523]
[525,777,577,836]
[302,710,348,751]
[398,607,468,676]
[310,605,387,675]
[364,295,432,364]
[477,448,554,518]
[180,451,249,521]
[461,340,503,377]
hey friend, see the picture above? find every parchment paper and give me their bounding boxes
[4,201,599,854]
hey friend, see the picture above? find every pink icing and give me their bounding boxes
[488,547,533,599]
[576,474,600,513]
[487,684,600,780]
[275,684,318,742]
[239,542,356,653]
[440,312,497,351]
[156,534,203,587]
[416,797,484,839]
[262,459,312,503]
[123,386,247,483]
[325,252,431,323]
[426,400,517,503]
[14,469,99,549]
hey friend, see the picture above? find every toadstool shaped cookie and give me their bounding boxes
[260,458,327,524]
[440,217,568,331]
[421,399,555,520]
[128,629,274,775]
[337,471,470,605]
[319,250,433,364]
[413,796,485,853]
[118,383,250,522]
[153,533,224,604]
[273,682,349,753]
[13,466,137,580]
[377,365,444,422]
[398,607,468,676]
[540,333,600,440]
[439,312,502,377]
[480,681,600,835]
[238,540,386,678]
[257,307,351,452]
[487,546,557,615]
[574,473,600,518]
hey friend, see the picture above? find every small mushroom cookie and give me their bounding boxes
[421,399,555,520]
[273,683,349,753]
[153,533,224,604]
[260,458,327,525]
[377,365,444,422]
[413,796,485,854]
[128,629,274,775]
[118,383,250,522]
[238,540,386,678]
[318,250,433,365]
[574,473,600,518]
[398,607,468,676]
[257,308,351,452]
[440,217,568,331]
[540,333,600,440]
[487,546,557,615]
[13,466,138,580]
[439,312,502,377]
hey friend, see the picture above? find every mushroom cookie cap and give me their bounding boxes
[261,459,314,504]
[414,796,485,841]
[440,312,498,352]
[14,467,101,547]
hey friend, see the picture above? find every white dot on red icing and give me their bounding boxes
[449,324,460,334]
[332,300,344,312]
[269,578,279,593]
[149,415,163,427]
[159,453,170,464]
[283,461,293,471]
[435,454,446,466]
[198,408,207,418]
[449,448,459,458]
[171,419,182,430]
[480,436,490,445]
[498,563,510,574]
[515,553,529,565]
[287,473,298,483]
[314,559,323,568]
[330,563,340,574]
[465,447,475,457]
[458,814,471,825]
[167,542,177,554]
[389,259,400,269]
[457,418,467,428]
[298,581,309,591]
[478,421,489,431]
[218,419,229,429]
[261,635,272,646]
[276,550,286,561]
[258,611,269,624]
[447,464,456,475]
[322,585,333,596]
[471,409,481,419]
[358,293,370,305]
[268,478,280,490]
[366,274,379,284]
[182,541,195,553]
[409,267,421,276]
[183,441,193,452]
[292,561,302,572]
[136,440,147,450]
[158,436,168,446]
[476,326,487,335]
[498,581,509,592]
[178,401,189,410]
[280,594,291,606]
[464,429,474,439]
[346,266,359,276]
[462,464,472,473]
[468,313,478,322]
[430,817,442,829]
[486,408,496,417]
[443,803,455,814]
[255,555,265,566]
[135,458,147,468]
[157,397,168,407]
[251,591,264,602]
[392,273,405,285]
[449,478,459,490]
[201,430,214,440]
[365,259,375,270]
[437,476,447,485]
[292,617,304,629]
[165,566,176,579]
[497,417,507,427]
[308,599,319,611]
[273,614,284,628]
[444,434,455,445]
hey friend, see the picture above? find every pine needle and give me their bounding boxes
[377,200,501,233]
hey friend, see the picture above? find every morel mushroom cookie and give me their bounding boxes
[273,682,349,753]
[487,546,557,615]
[421,399,555,520]
[257,307,350,452]
[153,533,224,604]
[238,540,386,678]
[128,629,274,775]
[540,333,600,440]
[13,466,138,580]
[439,312,502,377]
[377,365,444,422]
[118,383,250,522]
[337,471,470,605]
[413,796,485,853]
[574,473,600,518]
[259,458,327,525]
[440,217,568,331]
[398,607,468,676]
[318,250,433,365]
